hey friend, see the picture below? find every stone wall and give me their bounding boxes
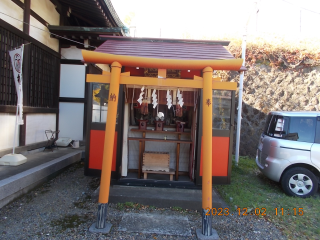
[226,65,320,157]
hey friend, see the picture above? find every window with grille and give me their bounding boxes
[28,44,59,108]
[0,27,23,106]
[0,26,59,108]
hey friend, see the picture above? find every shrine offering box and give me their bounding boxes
[155,120,164,131]
[176,121,185,132]
[138,119,148,130]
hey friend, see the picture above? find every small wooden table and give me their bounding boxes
[128,129,192,180]
[142,152,174,181]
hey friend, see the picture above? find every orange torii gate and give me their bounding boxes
[82,50,243,237]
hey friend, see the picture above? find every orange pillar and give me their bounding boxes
[202,66,213,235]
[95,61,121,230]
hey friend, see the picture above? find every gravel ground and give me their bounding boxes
[0,161,286,240]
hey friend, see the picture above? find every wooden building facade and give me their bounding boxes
[0,0,127,154]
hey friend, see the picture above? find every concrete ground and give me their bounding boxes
[1,144,227,211]
[107,185,226,211]
[0,149,286,239]
[0,146,227,239]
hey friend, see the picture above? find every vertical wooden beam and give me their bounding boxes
[60,5,68,26]
[138,131,146,179]
[22,33,31,107]
[94,62,121,230]
[176,134,181,180]
[20,43,31,146]
[99,61,121,203]
[141,131,146,177]
[173,90,177,105]
[55,55,61,137]
[83,64,89,142]
[19,115,27,146]
[201,66,213,236]
[23,0,30,34]
[138,140,142,178]
[84,83,93,176]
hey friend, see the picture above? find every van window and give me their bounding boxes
[288,117,316,143]
[264,115,288,138]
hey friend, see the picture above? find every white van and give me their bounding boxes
[256,111,320,198]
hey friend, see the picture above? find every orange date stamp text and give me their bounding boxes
[204,207,304,216]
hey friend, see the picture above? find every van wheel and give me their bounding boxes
[281,167,318,198]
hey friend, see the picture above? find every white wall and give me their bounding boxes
[0,114,20,151]
[59,102,84,141]
[25,114,56,145]
[61,46,84,60]
[0,0,24,31]
[60,47,110,72]
[31,0,59,25]
[0,0,59,52]
[30,16,59,52]
[30,0,59,52]
[60,64,86,98]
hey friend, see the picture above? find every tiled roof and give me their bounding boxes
[95,36,235,60]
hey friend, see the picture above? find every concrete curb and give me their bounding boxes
[0,151,82,208]
[103,185,225,211]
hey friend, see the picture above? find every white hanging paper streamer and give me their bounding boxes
[166,89,172,109]
[137,86,145,105]
[152,89,158,108]
[177,89,184,107]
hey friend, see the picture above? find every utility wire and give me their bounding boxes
[0,12,97,49]
[281,0,320,15]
